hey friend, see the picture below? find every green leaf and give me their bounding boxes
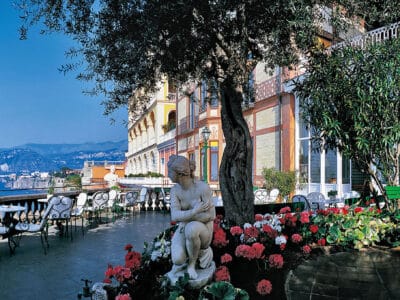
[203,281,237,300]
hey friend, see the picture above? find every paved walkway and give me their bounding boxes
[0,211,171,300]
[285,248,400,300]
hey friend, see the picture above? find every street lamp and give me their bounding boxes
[201,126,211,183]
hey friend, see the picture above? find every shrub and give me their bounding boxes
[262,168,296,200]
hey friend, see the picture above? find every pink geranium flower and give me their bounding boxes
[116,294,132,300]
[291,233,303,243]
[256,279,272,295]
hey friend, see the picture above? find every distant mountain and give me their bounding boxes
[15,140,127,155]
[0,140,127,174]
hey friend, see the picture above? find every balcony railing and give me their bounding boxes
[331,21,400,50]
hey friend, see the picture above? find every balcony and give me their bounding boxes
[331,21,400,50]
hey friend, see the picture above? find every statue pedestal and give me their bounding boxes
[166,261,216,289]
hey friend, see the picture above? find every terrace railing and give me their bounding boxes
[331,21,400,51]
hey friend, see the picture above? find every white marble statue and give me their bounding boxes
[166,155,216,287]
[104,165,119,188]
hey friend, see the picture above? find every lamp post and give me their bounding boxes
[201,126,211,183]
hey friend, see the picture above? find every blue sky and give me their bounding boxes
[0,2,127,148]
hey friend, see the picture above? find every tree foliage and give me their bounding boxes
[295,36,400,202]
[15,0,400,223]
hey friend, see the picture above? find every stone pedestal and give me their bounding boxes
[166,261,216,289]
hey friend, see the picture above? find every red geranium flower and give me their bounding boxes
[309,224,319,234]
[214,265,230,282]
[279,206,291,214]
[354,207,363,213]
[291,233,303,243]
[262,224,278,239]
[220,253,233,264]
[244,226,259,240]
[268,254,284,269]
[116,294,132,300]
[300,211,310,224]
[230,226,243,236]
[255,214,264,221]
[317,238,326,246]
[213,227,229,248]
[252,242,265,259]
[302,245,311,254]
[256,279,273,295]
[235,244,256,260]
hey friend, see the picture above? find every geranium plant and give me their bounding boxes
[98,206,399,299]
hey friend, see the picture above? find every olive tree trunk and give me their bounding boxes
[219,80,254,225]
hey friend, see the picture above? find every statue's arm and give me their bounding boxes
[192,185,216,223]
[170,188,200,222]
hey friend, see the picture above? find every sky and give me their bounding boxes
[0,2,127,148]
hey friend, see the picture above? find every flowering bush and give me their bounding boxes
[99,205,399,299]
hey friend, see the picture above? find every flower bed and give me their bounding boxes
[99,205,399,299]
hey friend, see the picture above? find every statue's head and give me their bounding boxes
[167,155,196,181]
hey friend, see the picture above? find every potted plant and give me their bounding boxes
[327,190,338,199]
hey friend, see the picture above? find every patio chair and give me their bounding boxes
[137,187,149,211]
[306,192,326,210]
[84,191,109,223]
[48,196,74,240]
[268,188,280,203]
[159,187,171,211]
[70,192,88,235]
[117,190,139,215]
[254,189,268,204]
[14,202,54,254]
[344,190,361,206]
[291,194,311,210]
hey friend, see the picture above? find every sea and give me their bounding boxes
[0,182,44,197]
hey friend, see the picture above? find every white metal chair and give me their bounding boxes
[160,187,171,210]
[108,189,118,210]
[117,190,139,215]
[307,192,326,210]
[268,188,280,203]
[48,196,74,240]
[15,202,54,254]
[137,187,148,211]
[291,194,311,210]
[254,189,269,204]
[71,192,88,235]
[84,191,109,223]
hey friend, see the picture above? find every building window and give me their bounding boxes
[210,142,219,181]
[189,95,196,129]
[189,152,195,163]
[210,80,219,107]
[200,80,207,111]
[200,147,205,180]
[242,71,255,106]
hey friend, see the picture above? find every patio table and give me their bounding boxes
[0,205,26,254]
